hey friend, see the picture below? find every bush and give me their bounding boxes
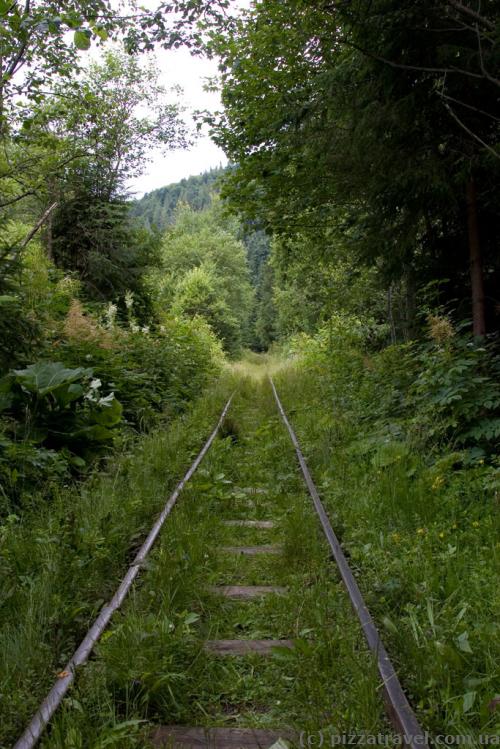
[409,335,500,454]
[60,313,223,430]
[0,362,122,509]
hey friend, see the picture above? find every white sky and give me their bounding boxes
[109,0,251,197]
[127,46,228,198]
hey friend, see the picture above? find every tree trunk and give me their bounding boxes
[387,284,396,344]
[466,177,486,336]
[404,268,417,341]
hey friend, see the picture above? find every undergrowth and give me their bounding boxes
[0,376,234,747]
[274,327,500,741]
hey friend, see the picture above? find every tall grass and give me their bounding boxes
[274,352,500,741]
[0,377,235,746]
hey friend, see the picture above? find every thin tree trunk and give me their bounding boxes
[405,268,417,341]
[387,284,396,344]
[19,202,58,251]
[466,177,486,336]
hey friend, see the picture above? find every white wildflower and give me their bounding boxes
[104,302,118,329]
[124,290,134,310]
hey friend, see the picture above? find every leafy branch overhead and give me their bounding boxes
[0,0,229,128]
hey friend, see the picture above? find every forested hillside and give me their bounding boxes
[132,170,273,348]
[130,167,227,231]
[0,1,499,747]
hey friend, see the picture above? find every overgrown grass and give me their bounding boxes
[274,353,500,742]
[0,376,235,747]
[227,350,287,381]
[33,376,387,747]
[6,348,494,748]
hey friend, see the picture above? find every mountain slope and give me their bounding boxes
[130,166,227,231]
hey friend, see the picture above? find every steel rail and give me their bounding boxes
[270,379,428,749]
[14,395,234,749]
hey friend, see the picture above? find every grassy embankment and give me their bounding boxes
[273,354,499,741]
[0,376,233,746]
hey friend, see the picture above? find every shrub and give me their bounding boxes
[0,362,122,509]
[59,314,224,430]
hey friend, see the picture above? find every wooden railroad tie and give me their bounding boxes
[151,726,296,749]
[221,545,281,555]
[222,520,275,529]
[209,585,287,599]
[237,487,269,495]
[204,639,293,656]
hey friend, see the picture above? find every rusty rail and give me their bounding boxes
[13,395,234,749]
[270,379,428,749]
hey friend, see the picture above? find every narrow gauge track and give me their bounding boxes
[13,382,427,749]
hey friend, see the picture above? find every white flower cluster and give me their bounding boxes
[124,290,134,310]
[104,302,118,329]
[84,378,115,407]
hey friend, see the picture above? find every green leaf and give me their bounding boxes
[13,362,91,398]
[456,631,473,654]
[94,25,108,41]
[69,455,86,469]
[92,396,122,427]
[183,612,200,626]
[71,424,114,442]
[54,383,84,408]
[74,30,91,50]
[462,691,476,713]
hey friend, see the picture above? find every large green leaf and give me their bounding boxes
[54,383,85,408]
[93,396,123,427]
[13,362,92,398]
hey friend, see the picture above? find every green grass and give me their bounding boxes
[273,361,500,742]
[32,376,387,747]
[7,353,493,749]
[0,376,235,747]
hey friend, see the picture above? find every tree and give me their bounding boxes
[206,0,500,336]
[0,1,114,129]
[51,191,161,306]
[154,201,253,354]
[34,51,187,302]
[130,166,227,230]
[46,50,188,200]
[171,263,240,353]
[253,261,277,350]
[0,0,229,129]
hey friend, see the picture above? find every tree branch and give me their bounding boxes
[442,99,500,160]
[0,190,36,208]
[446,0,495,31]
[475,20,500,89]
[18,201,58,251]
[339,38,485,80]
[437,90,500,123]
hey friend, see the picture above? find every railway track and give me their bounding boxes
[13,380,427,749]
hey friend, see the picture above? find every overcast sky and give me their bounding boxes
[127,46,228,198]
